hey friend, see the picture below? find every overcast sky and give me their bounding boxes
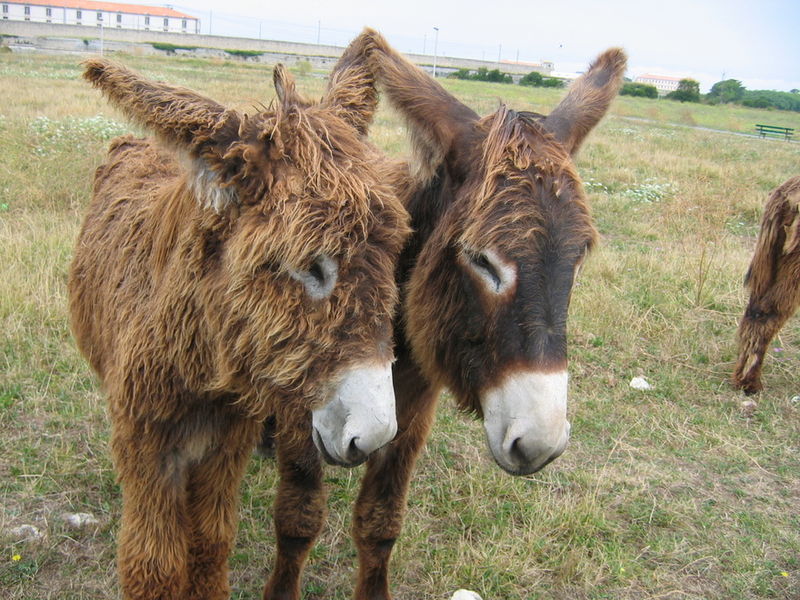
[158,0,798,92]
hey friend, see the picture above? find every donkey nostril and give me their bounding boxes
[508,437,526,463]
[346,437,366,463]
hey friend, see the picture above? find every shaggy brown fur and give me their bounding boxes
[733,176,800,394]
[68,56,409,600]
[259,30,625,599]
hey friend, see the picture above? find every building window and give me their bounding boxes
[97,11,102,21]
[181,19,187,29]
[76,9,81,19]
[45,7,51,16]
[116,13,121,23]
[24,5,30,14]
[144,15,149,25]
[163,17,169,29]
[2,5,8,14]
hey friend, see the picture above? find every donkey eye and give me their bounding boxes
[289,254,338,300]
[307,258,326,286]
[471,253,502,292]
[464,248,516,295]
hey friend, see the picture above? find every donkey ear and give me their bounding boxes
[83,59,241,151]
[322,33,379,136]
[542,48,627,155]
[83,59,242,210]
[273,64,303,107]
[355,28,479,178]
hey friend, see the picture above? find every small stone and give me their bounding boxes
[9,524,43,541]
[63,512,99,528]
[740,399,757,416]
[451,591,483,600]
[629,376,652,390]
[790,395,800,405]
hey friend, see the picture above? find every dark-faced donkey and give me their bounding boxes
[258,30,626,600]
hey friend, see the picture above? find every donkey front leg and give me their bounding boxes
[734,299,799,394]
[185,417,262,600]
[112,426,191,600]
[263,421,327,600]
[352,364,440,600]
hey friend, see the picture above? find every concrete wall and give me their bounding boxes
[0,20,551,76]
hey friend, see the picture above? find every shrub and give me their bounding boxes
[519,71,564,88]
[620,82,658,98]
[666,79,701,103]
[449,68,471,80]
[224,49,263,59]
[449,67,512,84]
[519,71,543,87]
[150,42,199,53]
[741,89,800,112]
[540,76,565,88]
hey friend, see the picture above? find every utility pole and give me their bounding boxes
[317,20,321,45]
[432,26,439,78]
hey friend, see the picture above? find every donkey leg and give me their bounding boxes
[112,428,191,600]
[734,296,799,394]
[185,417,262,600]
[263,422,327,600]
[352,362,440,600]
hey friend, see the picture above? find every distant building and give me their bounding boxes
[634,73,683,94]
[1,0,199,34]
[500,59,554,76]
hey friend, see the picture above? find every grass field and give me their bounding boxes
[0,51,798,600]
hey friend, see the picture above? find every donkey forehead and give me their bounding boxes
[460,170,594,252]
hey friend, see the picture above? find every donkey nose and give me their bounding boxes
[342,419,396,463]
[501,420,570,474]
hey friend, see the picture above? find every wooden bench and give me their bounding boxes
[755,124,794,140]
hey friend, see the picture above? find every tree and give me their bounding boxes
[666,78,700,102]
[519,71,543,87]
[708,79,745,103]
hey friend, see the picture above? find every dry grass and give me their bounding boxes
[1,51,798,600]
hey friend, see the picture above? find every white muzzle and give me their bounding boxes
[482,370,571,475]
[311,363,397,467]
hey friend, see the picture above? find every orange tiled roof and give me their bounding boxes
[6,0,196,19]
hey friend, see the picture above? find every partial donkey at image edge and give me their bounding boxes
[733,176,800,394]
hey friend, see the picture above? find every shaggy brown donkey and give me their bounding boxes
[733,176,800,394]
[259,30,625,599]
[68,53,409,600]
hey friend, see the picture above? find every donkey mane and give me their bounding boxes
[457,106,597,257]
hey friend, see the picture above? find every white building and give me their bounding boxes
[1,0,199,34]
[634,73,683,94]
